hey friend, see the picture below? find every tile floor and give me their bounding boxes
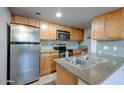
[31,73,56,85]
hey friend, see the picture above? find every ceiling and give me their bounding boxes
[9,7,119,29]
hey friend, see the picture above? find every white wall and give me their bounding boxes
[0,7,11,85]
[91,38,97,53]
[90,28,97,53]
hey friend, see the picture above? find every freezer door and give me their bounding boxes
[10,44,40,85]
[10,24,40,42]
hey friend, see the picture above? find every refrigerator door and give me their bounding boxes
[10,44,40,85]
[10,24,40,43]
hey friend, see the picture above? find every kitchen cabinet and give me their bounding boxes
[56,24,65,31]
[76,29,84,41]
[12,15,28,25]
[92,8,123,40]
[64,26,72,32]
[28,18,40,27]
[40,52,59,76]
[40,54,51,76]
[11,15,40,27]
[40,21,57,40]
[56,64,78,85]
[73,50,82,56]
[11,15,84,41]
[121,8,124,39]
[48,23,57,40]
[40,21,49,40]
[51,52,59,71]
[71,28,84,41]
[105,9,122,39]
[70,28,76,41]
[92,14,107,40]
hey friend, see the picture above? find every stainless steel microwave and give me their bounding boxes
[57,30,70,41]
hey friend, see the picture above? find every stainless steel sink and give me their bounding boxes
[65,55,107,69]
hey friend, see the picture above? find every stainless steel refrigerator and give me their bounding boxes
[9,24,40,85]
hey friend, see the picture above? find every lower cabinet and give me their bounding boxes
[73,50,82,56]
[56,64,78,85]
[40,52,59,76]
[51,52,59,71]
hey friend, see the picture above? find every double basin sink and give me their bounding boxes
[65,55,107,69]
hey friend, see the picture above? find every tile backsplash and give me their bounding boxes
[97,40,124,57]
[40,40,80,51]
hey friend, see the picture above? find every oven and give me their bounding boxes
[59,50,66,58]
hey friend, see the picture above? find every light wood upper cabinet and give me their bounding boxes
[11,15,40,27]
[74,29,79,41]
[64,26,71,32]
[40,21,49,40]
[48,23,57,40]
[56,24,65,31]
[76,29,84,41]
[11,15,84,41]
[121,8,124,39]
[92,14,106,40]
[71,28,84,41]
[105,9,122,39]
[40,22,57,40]
[92,8,124,40]
[70,28,76,41]
[28,18,40,27]
[12,15,28,25]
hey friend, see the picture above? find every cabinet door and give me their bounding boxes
[56,64,78,85]
[92,15,106,40]
[28,18,40,27]
[40,21,49,40]
[74,29,80,41]
[56,24,65,31]
[120,8,124,39]
[13,15,28,25]
[79,30,84,41]
[40,54,52,76]
[76,29,84,41]
[48,23,56,40]
[70,28,75,41]
[64,26,71,32]
[73,50,81,56]
[105,9,122,39]
[51,52,59,71]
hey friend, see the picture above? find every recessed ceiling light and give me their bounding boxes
[56,12,62,18]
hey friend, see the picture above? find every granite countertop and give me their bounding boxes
[55,53,124,85]
[40,50,59,53]
[40,48,83,53]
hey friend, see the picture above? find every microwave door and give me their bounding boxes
[63,33,70,41]
[58,33,63,40]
